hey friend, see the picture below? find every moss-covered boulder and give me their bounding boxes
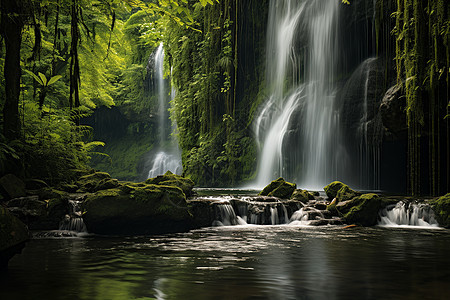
[145,171,195,197]
[259,177,296,199]
[336,185,361,202]
[340,194,398,226]
[431,193,450,228]
[76,172,113,192]
[0,206,29,269]
[290,189,310,203]
[323,181,346,199]
[82,183,193,235]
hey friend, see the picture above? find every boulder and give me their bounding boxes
[82,183,193,235]
[76,172,113,192]
[290,189,311,204]
[188,199,214,228]
[0,174,26,200]
[259,177,296,199]
[6,196,69,230]
[342,193,382,226]
[431,193,450,228]
[323,181,346,199]
[379,84,407,138]
[0,206,29,269]
[336,185,361,202]
[145,171,195,197]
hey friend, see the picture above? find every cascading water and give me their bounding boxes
[59,199,87,233]
[146,43,182,178]
[378,202,440,228]
[255,0,344,190]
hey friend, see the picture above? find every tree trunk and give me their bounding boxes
[0,0,25,140]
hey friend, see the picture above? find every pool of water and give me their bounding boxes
[1,226,449,299]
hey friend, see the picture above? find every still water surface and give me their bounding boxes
[1,226,449,300]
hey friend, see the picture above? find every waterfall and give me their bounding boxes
[58,200,87,233]
[146,43,182,179]
[255,0,343,189]
[378,202,440,228]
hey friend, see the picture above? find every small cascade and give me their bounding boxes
[378,202,440,228]
[197,194,338,227]
[58,199,87,233]
[212,203,239,226]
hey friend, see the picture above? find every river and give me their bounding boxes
[1,225,449,299]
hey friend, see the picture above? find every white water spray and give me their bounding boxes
[255,0,343,189]
[146,43,182,178]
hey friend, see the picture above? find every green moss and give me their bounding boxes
[82,183,192,235]
[323,181,346,199]
[342,194,381,226]
[336,185,361,202]
[145,171,195,197]
[259,177,296,199]
[77,172,113,192]
[431,193,450,228]
[290,189,310,203]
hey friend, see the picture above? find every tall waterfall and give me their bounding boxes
[255,0,343,189]
[147,43,182,178]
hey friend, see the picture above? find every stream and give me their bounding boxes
[1,225,449,299]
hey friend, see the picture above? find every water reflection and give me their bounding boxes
[1,226,449,299]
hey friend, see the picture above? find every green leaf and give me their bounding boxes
[25,70,44,86]
[38,72,48,86]
[47,75,62,86]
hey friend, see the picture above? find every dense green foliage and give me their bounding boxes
[0,0,448,195]
[0,0,217,185]
[389,0,449,195]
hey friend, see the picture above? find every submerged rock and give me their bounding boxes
[0,206,29,269]
[259,177,296,199]
[82,183,193,235]
[431,193,450,228]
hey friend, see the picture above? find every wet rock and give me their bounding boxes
[379,84,407,139]
[146,171,195,197]
[431,193,450,228]
[6,195,69,230]
[188,200,214,228]
[259,177,296,199]
[0,206,29,269]
[0,174,26,200]
[76,172,112,192]
[291,189,310,203]
[83,183,193,235]
[336,185,361,202]
[314,201,329,210]
[309,219,330,226]
[323,181,346,199]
